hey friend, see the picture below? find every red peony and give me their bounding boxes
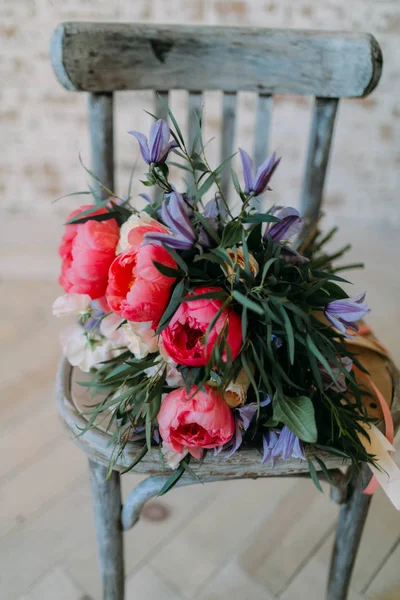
[161,286,242,366]
[105,243,177,323]
[158,385,235,458]
[59,206,119,300]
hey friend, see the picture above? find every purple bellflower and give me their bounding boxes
[239,148,281,197]
[143,191,197,250]
[324,292,370,336]
[266,207,303,242]
[226,396,271,458]
[197,197,220,248]
[262,426,305,466]
[129,119,178,165]
[320,356,353,393]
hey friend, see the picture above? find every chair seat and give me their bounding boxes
[56,328,400,479]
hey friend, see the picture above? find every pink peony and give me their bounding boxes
[59,206,119,300]
[105,242,176,324]
[158,385,235,459]
[161,286,242,366]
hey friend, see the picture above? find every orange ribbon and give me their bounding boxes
[354,325,394,495]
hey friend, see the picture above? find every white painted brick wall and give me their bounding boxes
[1,0,399,227]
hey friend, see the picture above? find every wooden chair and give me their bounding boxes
[51,23,399,600]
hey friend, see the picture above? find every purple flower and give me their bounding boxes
[129,119,178,165]
[226,396,271,458]
[320,356,353,392]
[271,334,283,349]
[324,292,370,336]
[265,207,303,242]
[262,426,305,466]
[143,191,197,250]
[84,304,105,333]
[197,198,220,248]
[280,246,309,265]
[239,148,281,196]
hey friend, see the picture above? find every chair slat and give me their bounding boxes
[220,92,237,201]
[187,91,203,153]
[52,23,382,98]
[155,90,169,122]
[300,97,339,235]
[88,92,114,200]
[254,94,273,166]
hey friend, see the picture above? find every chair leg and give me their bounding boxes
[88,459,125,600]
[327,464,372,600]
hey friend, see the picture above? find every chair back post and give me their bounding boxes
[88,93,115,200]
[300,97,339,240]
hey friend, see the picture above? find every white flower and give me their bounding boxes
[144,339,185,387]
[161,441,188,470]
[116,212,153,254]
[52,294,92,318]
[100,313,158,359]
[60,323,115,372]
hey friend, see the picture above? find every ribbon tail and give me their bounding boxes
[357,422,400,509]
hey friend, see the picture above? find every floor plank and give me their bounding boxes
[240,479,338,595]
[366,541,400,600]
[16,567,89,600]
[196,558,274,600]
[126,565,185,600]
[150,478,296,599]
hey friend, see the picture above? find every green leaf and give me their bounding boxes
[70,212,120,225]
[232,291,264,315]
[167,161,193,173]
[306,334,336,382]
[308,459,323,492]
[78,154,121,201]
[220,221,244,248]
[152,261,183,278]
[246,223,262,251]
[241,306,248,342]
[195,153,236,199]
[314,456,335,484]
[261,257,278,284]
[161,244,188,274]
[158,465,185,496]
[311,270,351,284]
[52,190,92,205]
[157,94,185,148]
[242,214,280,224]
[120,445,148,474]
[191,152,209,172]
[274,395,318,443]
[280,306,295,365]
[185,290,228,302]
[156,279,186,333]
[231,169,242,195]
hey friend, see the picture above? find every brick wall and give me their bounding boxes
[1,0,399,231]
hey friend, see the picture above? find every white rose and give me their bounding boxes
[100,314,158,359]
[52,293,91,318]
[60,323,115,372]
[116,212,154,254]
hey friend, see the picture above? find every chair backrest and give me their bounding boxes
[51,23,382,231]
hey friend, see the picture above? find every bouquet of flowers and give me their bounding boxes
[53,104,376,493]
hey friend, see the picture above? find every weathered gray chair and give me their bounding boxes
[52,23,399,600]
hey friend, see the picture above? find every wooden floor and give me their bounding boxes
[1,220,399,600]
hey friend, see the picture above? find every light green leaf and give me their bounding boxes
[274,395,317,443]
